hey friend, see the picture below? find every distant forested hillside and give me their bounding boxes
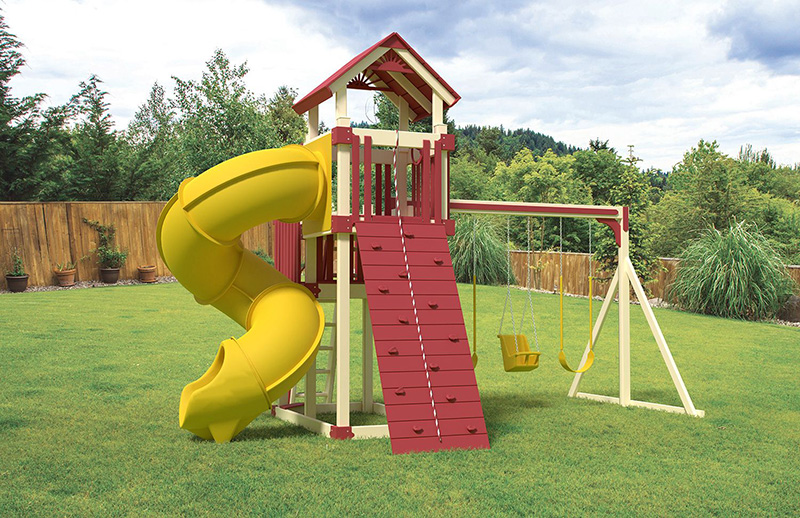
[456,125,578,162]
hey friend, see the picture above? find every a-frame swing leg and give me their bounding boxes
[626,257,704,417]
[566,260,705,418]
[568,267,620,397]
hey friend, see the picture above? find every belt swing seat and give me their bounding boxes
[557,217,595,374]
[497,217,541,372]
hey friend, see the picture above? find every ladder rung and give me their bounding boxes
[324,322,336,327]
[317,369,331,374]
[318,346,334,351]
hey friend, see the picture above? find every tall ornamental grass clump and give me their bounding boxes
[669,222,795,320]
[449,215,511,285]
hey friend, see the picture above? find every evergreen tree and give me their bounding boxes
[64,75,122,200]
[0,14,49,200]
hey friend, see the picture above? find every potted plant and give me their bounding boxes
[5,248,29,293]
[54,261,77,287]
[84,218,128,284]
[137,264,157,283]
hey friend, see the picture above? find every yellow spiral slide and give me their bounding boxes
[156,135,331,443]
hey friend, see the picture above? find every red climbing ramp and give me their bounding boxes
[356,217,491,454]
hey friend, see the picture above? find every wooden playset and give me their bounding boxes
[157,32,702,455]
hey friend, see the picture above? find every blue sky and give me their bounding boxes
[6,0,800,170]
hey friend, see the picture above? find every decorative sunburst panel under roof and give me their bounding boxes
[292,32,460,123]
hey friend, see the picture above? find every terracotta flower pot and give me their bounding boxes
[54,268,77,287]
[100,268,120,284]
[6,274,29,293]
[138,265,157,283]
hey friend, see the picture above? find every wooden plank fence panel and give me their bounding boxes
[510,251,611,299]
[4,201,797,293]
[1,202,275,287]
[788,266,800,292]
[511,252,800,300]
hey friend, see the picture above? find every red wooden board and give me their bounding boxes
[356,218,490,454]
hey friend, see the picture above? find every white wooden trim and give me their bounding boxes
[335,234,350,428]
[362,299,374,411]
[352,128,437,149]
[574,393,705,417]
[568,268,620,396]
[449,199,624,219]
[371,148,411,165]
[306,106,319,143]
[394,48,457,105]
[273,406,391,439]
[627,257,703,417]
[335,116,351,427]
[388,71,433,113]
[618,227,631,406]
[305,357,317,419]
[371,402,386,416]
[432,92,444,129]
[335,87,350,127]
[329,46,390,94]
[351,424,390,439]
[273,406,332,435]
[399,98,410,131]
[318,284,367,302]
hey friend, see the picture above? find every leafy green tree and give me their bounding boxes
[266,86,306,145]
[492,148,590,250]
[572,148,626,202]
[121,82,181,199]
[449,152,498,200]
[170,49,277,177]
[668,140,751,229]
[650,140,758,258]
[572,144,657,284]
[0,15,50,200]
[738,144,800,201]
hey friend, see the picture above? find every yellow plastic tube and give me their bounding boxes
[157,136,331,443]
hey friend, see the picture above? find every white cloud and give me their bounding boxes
[5,0,800,169]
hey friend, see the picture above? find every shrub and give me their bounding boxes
[6,248,26,276]
[669,222,795,320]
[449,215,511,285]
[83,219,128,269]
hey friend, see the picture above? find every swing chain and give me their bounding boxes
[523,217,539,352]
[498,216,520,353]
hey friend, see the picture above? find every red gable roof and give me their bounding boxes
[292,32,460,123]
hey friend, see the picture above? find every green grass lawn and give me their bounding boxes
[1,282,798,516]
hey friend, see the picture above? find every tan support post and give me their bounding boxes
[335,86,351,427]
[306,106,319,143]
[618,216,631,407]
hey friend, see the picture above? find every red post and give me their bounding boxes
[351,135,360,218]
[421,140,431,221]
[274,221,301,283]
[364,136,373,220]
[375,163,383,216]
[384,164,392,215]
[433,140,442,223]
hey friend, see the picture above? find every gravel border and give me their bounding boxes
[0,276,177,294]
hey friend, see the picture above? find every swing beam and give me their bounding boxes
[450,199,704,418]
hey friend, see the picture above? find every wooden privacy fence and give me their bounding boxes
[0,202,274,287]
[4,202,799,293]
[510,251,800,300]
